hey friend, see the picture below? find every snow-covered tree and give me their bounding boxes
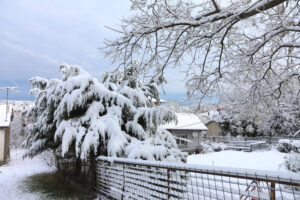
[218,110,260,137]
[164,100,192,113]
[22,64,186,162]
[103,0,299,106]
[259,100,300,136]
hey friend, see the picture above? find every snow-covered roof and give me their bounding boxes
[199,110,220,118]
[0,104,12,127]
[151,98,166,103]
[197,110,222,124]
[162,112,207,131]
[197,115,210,124]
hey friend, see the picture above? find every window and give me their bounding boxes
[176,135,188,146]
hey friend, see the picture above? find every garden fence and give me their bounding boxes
[200,136,300,145]
[96,156,300,200]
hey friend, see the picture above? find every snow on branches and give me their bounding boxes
[103,0,299,105]
[260,100,300,137]
[22,64,186,162]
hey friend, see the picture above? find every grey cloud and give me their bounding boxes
[0,0,187,98]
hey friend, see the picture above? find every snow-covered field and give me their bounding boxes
[187,149,289,172]
[0,149,55,200]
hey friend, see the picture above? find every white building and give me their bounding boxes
[162,112,207,152]
[0,105,12,165]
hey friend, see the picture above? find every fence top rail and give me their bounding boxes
[97,156,300,186]
[201,136,300,139]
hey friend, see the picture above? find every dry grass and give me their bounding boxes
[23,172,96,200]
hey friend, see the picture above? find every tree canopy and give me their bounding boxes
[22,64,186,162]
[103,0,299,105]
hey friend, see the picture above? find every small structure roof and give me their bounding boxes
[0,105,12,127]
[151,98,166,103]
[162,112,207,131]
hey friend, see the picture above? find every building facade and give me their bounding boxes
[162,113,207,153]
[205,121,221,137]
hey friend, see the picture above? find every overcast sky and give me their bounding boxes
[0,0,187,101]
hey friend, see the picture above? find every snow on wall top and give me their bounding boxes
[162,112,207,131]
[0,104,12,127]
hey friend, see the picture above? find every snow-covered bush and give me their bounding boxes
[260,101,300,137]
[10,109,26,149]
[196,143,226,154]
[196,143,213,154]
[22,64,187,162]
[284,154,300,173]
[211,143,227,152]
[218,111,260,137]
[277,139,300,153]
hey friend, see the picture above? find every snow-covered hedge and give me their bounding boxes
[284,154,300,173]
[277,139,300,153]
[22,64,187,162]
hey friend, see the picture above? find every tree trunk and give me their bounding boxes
[90,152,96,186]
[75,157,81,176]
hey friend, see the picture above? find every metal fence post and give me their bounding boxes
[167,168,170,199]
[270,182,275,200]
[121,163,125,200]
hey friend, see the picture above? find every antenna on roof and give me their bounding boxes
[0,87,18,121]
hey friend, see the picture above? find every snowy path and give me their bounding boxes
[187,149,288,172]
[0,149,55,200]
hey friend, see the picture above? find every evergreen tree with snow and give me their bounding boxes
[22,63,186,163]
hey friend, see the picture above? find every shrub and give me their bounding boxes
[196,143,226,154]
[284,154,300,173]
[277,139,300,153]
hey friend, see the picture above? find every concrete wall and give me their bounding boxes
[0,127,10,165]
[169,129,202,152]
[205,121,221,137]
[5,127,10,162]
[0,129,5,165]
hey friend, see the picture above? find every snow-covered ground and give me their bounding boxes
[0,149,55,200]
[187,149,289,172]
[0,148,293,199]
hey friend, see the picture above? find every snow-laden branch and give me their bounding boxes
[22,64,187,162]
[103,0,299,107]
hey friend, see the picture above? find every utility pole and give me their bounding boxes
[0,87,18,121]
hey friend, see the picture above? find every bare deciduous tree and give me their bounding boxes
[103,0,300,105]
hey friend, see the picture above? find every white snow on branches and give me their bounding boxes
[22,64,186,162]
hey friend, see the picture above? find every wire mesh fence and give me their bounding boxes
[96,156,300,200]
[56,154,94,185]
[200,136,300,145]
